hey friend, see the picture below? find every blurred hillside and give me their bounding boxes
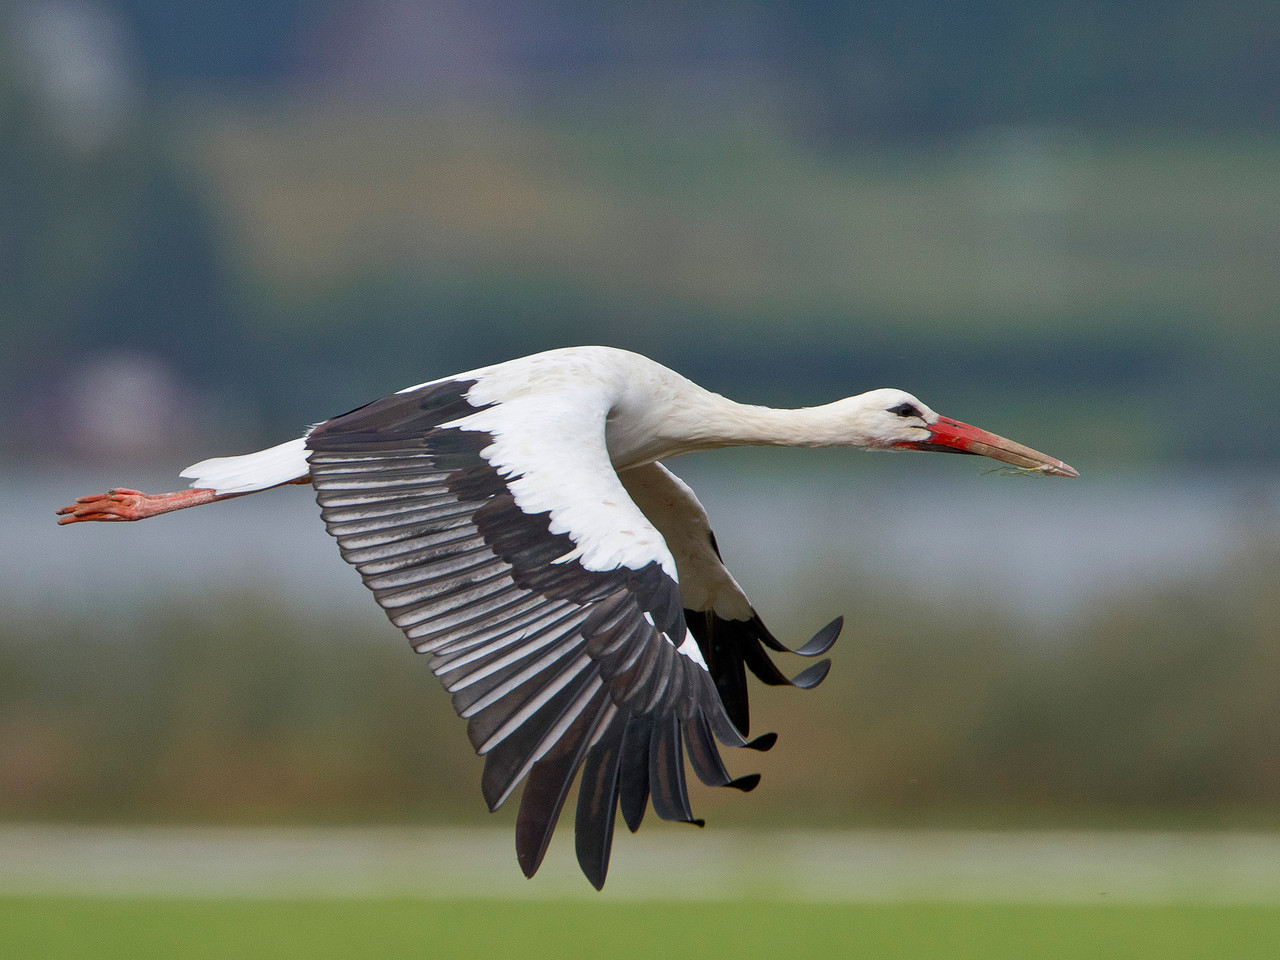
[6,544,1280,826]
[4,1,1279,462]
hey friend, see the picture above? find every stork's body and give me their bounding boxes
[58,346,1076,888]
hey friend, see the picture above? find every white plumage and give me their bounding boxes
[181,436,310,494]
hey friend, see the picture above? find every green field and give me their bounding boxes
[5,825,1280,960]
[3,897,1278,960]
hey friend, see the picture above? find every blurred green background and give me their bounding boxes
[4,0,1280,841]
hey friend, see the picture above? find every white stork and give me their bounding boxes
[57,345,1077,888]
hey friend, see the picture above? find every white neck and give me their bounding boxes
[609,385,875,469]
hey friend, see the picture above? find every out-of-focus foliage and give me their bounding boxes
[0,38,237,454]
[108,2,1280,137]
[3,1,1278,460]
[184,109,1280,461]
[0,595,477,821]
[761,543,1280,823]
[4,548,1278,826]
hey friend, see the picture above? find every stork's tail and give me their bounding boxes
[180,436,311,495]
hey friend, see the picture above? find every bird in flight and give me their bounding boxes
[57,346,1077,888]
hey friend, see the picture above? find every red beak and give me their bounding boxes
[900,416,1079,477]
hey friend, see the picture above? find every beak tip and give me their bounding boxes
[920,416,1078,478]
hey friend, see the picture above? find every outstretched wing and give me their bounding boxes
[304,377,766,890]
[620,463,842,736]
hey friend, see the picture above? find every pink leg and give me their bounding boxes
[56,487,233,523]
[55,477,310,524]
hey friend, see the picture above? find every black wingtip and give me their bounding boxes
[515,807,557,881]
[622,806,645,834]
[517,842,541,879]
[727,773,761,792]
[794,616,843,657]
[575,712,626,893]
[789,658,832,690]
[617,714,653,833]
[744,731,778,752]
[578,844,610,891]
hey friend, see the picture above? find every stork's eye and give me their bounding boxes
[889,402,923,419]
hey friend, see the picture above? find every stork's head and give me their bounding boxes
[841,388,1079,477]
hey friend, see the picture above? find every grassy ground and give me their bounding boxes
[5,828,1280,958]
[3,897,1279,960]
